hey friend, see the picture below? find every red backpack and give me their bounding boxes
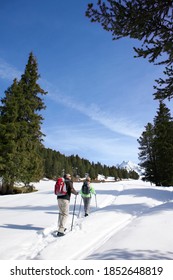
[54,177,67,196]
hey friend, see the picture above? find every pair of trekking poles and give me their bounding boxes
[71,194,97,231]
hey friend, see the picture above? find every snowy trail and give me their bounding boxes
[31,181,169,260]
[0,179,173,260]
[34,209,133,260]
[18,183,127,260]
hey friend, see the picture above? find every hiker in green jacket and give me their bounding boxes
[80,177,96,217]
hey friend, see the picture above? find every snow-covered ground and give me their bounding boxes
[0,179,173,260]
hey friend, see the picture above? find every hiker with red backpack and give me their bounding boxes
[55,174,78,236]
[80,177,96,217]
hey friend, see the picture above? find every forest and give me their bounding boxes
[41,146,139,181]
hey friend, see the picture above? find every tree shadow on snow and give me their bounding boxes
[86,248,173,260]
[93,187,173,203]
[0,205,58,211]
[120,188,173,203]
[0,223,44,231]
[94,203,150,216]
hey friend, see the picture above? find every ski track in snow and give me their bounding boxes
[13,184,124,260]
[14,182,171,260]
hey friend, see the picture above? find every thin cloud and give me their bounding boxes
[0,59,21,81]
[43,124,138,165]
[87,104,142,138]
[43,82,143,138]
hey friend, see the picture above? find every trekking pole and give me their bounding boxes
[78,197,82,218]
[71,195,77,231]
[95,194,97,208]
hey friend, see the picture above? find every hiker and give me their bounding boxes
[80,177,96,217]
[57,173,78,236]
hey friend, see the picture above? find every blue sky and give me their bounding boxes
[0,0,170,166]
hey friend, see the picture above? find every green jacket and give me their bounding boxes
[80,183,96,198]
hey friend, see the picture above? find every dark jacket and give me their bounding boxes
[57,178,78,200]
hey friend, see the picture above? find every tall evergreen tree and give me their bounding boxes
[138,122,158,184]
[0,53,47,194]
[0,79,23,193]
[153,102,173,186]
[138,103,173,186]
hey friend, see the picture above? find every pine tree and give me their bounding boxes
[154,66,173,100]
[89,165,97,179]
[137,123,158,184]
[0,53,47,194]
[153,102,173,186]
[138,104,173,186]
[0,79,23,193]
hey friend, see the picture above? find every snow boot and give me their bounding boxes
[57,232,65,237]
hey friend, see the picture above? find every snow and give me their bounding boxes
[118,160,143,175]
[0,179,173,260]
[97,174,116,181]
